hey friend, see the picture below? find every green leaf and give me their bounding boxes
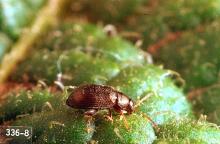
[155,119,220,144]
[93,113,156,144]
[0,88,64,123]
[12,109,95,143]
[108,65,193,124]
[12,23,148,84]
[35,23,147,66]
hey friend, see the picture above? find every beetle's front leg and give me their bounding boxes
[119,111,130,130]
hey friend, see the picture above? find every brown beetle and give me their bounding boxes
[66,84,134,117]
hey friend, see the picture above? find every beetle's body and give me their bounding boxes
[66,84,134,115]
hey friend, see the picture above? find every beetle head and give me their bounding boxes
[126,99,134,114]
[115,95,134,114]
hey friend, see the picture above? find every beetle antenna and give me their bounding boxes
[134,93,159,131]
[134,93,153,108]
[141,113,160,132]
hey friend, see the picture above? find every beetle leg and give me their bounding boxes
[84,109,98,116]
[108,109,112,119]
[119,111,130,130]
[105,109,113,122]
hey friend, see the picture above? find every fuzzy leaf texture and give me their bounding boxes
[1,23,195,143]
